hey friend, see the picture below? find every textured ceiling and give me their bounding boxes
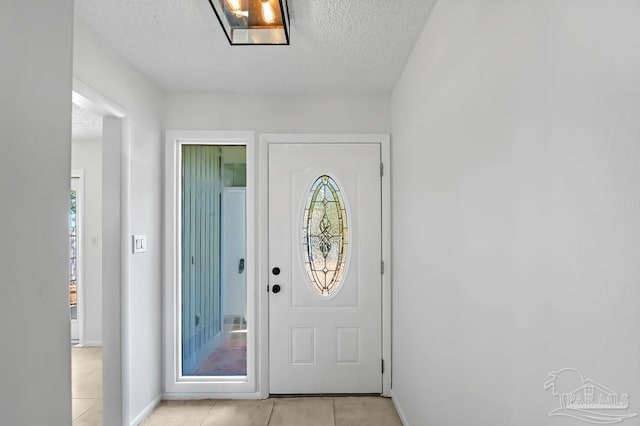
[72,102,102,140]
[75,0,436,94]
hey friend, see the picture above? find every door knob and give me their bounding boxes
[272,284,281,293]
[272,267,281,275]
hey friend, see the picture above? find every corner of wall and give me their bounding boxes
[130,394,162,426]
[390,389,410,426]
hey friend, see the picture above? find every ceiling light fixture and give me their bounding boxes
[208,0,290,45]
[261,0,276,24]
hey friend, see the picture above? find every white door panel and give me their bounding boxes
[269,143,382,394]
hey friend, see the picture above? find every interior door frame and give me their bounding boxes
[72,79,128,425]
[259,134,392,397]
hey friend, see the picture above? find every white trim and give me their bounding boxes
[82,340,103,347]
[390,389,409,426]
[164,391,262,400]
[119,117,132,426]
[72,79,126,119]
[381,135,392,396]
[164,130,257,395]
[258,134,392,396]
[130,394,161,426]
[71,170,85,346]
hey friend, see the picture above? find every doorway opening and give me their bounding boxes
[267,142,382,394]
[70,81,127,424]
[165,133,390,397]
[70,100,104,422]
[259,134,392,397]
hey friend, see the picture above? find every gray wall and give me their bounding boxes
[391,1,640,425]
[0,1,73,424]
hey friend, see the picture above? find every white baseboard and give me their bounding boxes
[164,391,263,400]
[390,389,409,426]
[130,394,162,426]
[82,340,102,347]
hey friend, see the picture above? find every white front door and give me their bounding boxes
[269,143,382,394]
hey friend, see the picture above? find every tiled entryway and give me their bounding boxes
[72,346,103,425]
[142,396,403,426]
[194,315,247,376]
[71,346,402,425]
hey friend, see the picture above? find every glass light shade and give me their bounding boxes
[208,0,290,45]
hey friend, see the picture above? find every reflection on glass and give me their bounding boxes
[181,145,247,376]
[303,175,349,296]
[70,189,77,320]
[209,0,289,45]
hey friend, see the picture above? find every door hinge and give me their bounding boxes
[380,163,384,177]
[381,260,384,274]
[382,359,385,374]
[191,256,195,265]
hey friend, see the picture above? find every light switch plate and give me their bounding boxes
[132,234,147,253]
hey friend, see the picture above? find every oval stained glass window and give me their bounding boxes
[303,175,349,296]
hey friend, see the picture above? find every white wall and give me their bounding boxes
[391,1,640,425]
[164,93,390,133]
[72,138,103,345]
[0,1,73,424]
[74,18,164,424]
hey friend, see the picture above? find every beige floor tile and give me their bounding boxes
[73,400,103,426]
[141,400,215,425]
[72,378,103,399]
[72,349,102,374]
[201,399,274,426]
[334,397,402,426]
[72,398,101,421]
[72,347,103,399]
[268,397,334,426]
[72,346,103,425]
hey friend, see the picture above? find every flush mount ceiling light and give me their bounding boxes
[208,0,290,45]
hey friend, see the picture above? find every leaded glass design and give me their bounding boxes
[303,175,349,296]
[70,189,77,320]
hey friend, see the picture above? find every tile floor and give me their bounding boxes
[71,346,403,426]
[142,396,403,426]
[71,346,103,425]
[194,315,247,376]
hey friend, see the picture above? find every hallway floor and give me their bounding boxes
[142,396,403,426]
[71,346,402,425]
[72,346,103,425]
